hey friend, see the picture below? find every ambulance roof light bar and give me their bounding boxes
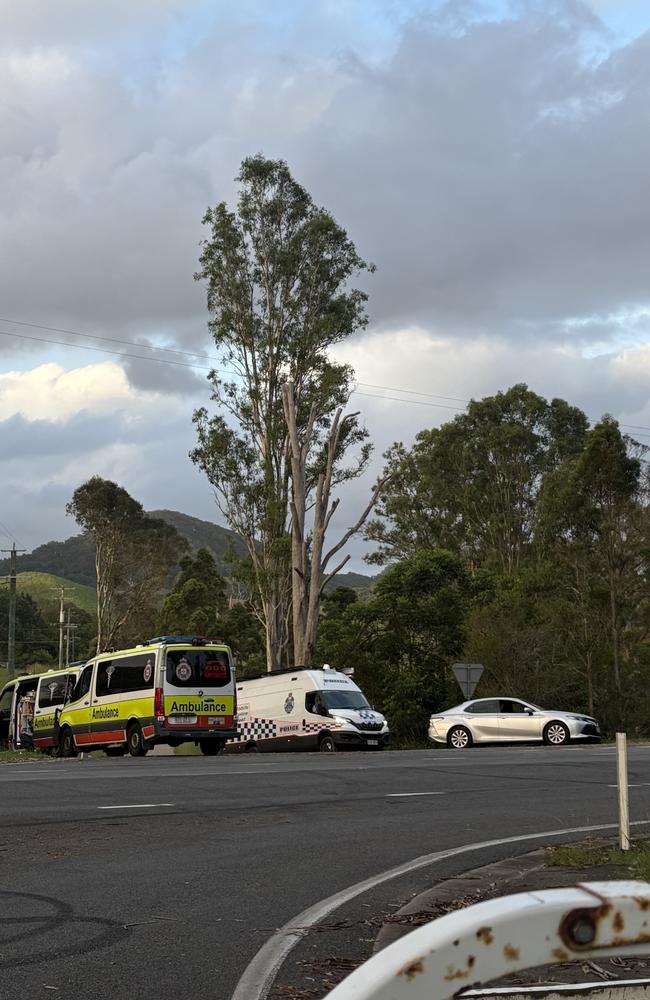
[146,635,225,646]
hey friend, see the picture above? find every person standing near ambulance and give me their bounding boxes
[18,690,35,749]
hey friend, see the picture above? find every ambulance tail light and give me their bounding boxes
[154,687,165,721]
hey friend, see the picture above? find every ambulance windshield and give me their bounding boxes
[166,649,231,688]
[322,690,370,711]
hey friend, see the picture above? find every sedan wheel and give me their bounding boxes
[544,721,569,746]
[448,726,472,750]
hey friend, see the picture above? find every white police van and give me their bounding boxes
[229,665,389,753]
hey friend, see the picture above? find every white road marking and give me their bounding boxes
[386,792,445,797]
[608,783,650,788]
[97,803,174,810]
[230,819,650,1000]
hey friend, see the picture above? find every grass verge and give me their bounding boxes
[545,838,650,880]
[0,749,52,763]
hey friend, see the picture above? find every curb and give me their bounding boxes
[373,850,546,953]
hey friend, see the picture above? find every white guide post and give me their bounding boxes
[616,732,630,852]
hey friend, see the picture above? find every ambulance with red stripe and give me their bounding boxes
[0,666,81,751]
[55,636,237,757]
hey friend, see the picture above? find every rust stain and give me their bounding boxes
[445,965,471,982]
[611,933,650,947]
[398,959,424,981]
[468,955,476,969]
[552,948,570,961]
[504,944,520,961]
[613,911,625,933]
[477,926,494,945]
[634,897,650,912]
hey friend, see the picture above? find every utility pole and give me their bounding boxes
[1,542,26,680]
[64,609,78,667]
[58,589,65,669]
[53,587,73,670]
[8,545,17,680]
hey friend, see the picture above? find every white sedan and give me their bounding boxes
[428,697,600,749]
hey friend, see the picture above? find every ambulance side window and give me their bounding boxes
[38,675,72,708]
[72,665,93,702]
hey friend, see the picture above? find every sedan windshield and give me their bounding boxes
[323,691,370,711]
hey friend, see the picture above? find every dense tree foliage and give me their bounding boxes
[317,387,650,739]
[317,551,473,740]
[0,591,56,670]
[366,385,588,573]
[67,477,186,651]
[192,155,379,671]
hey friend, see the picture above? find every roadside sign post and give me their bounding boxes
[451,663,484,700]
[616,732,630,851]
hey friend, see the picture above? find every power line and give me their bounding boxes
[0,315,219,365]
[0,518,19,547]
[2,316,650,436]
[353,389,464,412]
[0,328,218,374]
[0,316,471,406]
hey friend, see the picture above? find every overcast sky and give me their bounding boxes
[2,0,650,571]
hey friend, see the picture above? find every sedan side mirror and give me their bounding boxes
[525,708,535,716]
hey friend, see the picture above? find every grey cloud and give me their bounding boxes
[1,1,649,364]
[0,407,194,462]
[2,1,650,563]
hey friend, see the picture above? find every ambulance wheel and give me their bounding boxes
[245,741,259,753]
[105,746,126,757]
[127,723,148,757]
[199,739,223,756]
[319,735,337,753]
[59,728,77,759]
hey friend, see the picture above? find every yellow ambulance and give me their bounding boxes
[56,636,237,757]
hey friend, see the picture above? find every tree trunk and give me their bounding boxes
[283,381,388,669]
[263,600,283,673]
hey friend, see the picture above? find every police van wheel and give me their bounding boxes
[245,742,259,753]
[199,739,223,756]
[319,735,337,753]
[59,728,77,759]
[127,724,148,757]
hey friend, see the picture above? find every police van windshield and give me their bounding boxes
[322,690,370,711]
[166,649,231,688]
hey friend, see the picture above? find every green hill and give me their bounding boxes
[0,534,96,586]
[16,572,96,615]
[150,509,246,574]
[0,510,377,593]
[325,570,376,592]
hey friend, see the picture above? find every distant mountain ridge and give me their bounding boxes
[0,510,376,592]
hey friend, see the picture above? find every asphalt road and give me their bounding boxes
[1,744,649,1000]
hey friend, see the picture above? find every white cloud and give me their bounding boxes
[0,362,152,421]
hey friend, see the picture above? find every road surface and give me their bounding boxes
[1,744,648,1000]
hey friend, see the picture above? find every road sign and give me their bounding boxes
[452,662,484,699]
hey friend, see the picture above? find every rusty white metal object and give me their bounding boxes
[467,984,650,999]
[324,882,650,1000]
[617,734,631,851]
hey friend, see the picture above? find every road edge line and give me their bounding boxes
[231,819,650,1000]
